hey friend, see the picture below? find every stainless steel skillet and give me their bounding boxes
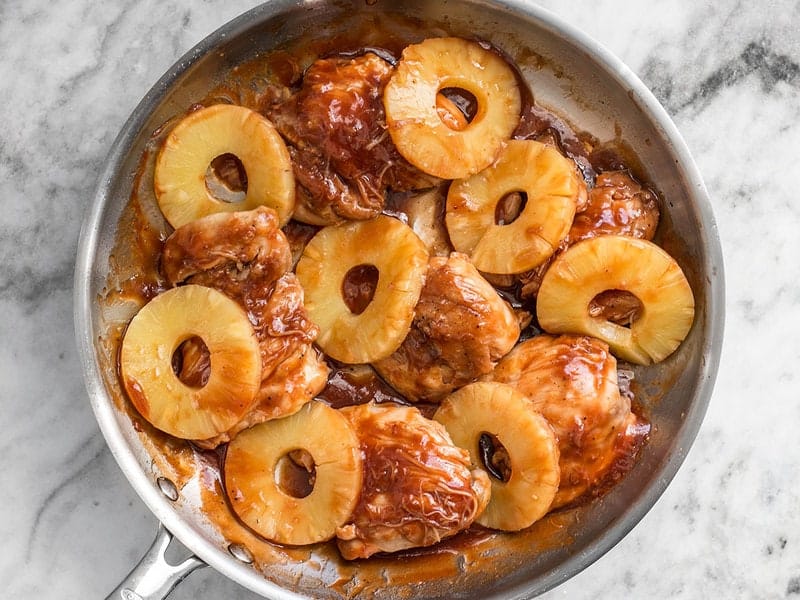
[74,1,724,598]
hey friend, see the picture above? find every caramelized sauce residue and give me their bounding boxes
[317,364,407,409]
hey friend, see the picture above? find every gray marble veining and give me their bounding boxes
[2,0,799,598]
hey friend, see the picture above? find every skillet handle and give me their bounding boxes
[105,524,206,600]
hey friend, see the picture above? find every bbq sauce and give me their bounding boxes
[318,364,406,408]
[341,264,379,315]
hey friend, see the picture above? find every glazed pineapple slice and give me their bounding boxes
[224,401,363,546]
[296,215,428,363]
[537,235,695,364]
[154,104,295,229]
[384,37,521,179]
[446,139,582,274]
[120,285,261,441]
[434,382,560,531]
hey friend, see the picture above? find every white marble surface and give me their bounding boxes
[2,0,798,598]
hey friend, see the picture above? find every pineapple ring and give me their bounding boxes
[120,285,261,441]
[154,104,295,229]
[296,215,428,363]
[446,139,581,274]
[384,37,521,180]
[224,401,363,546]
[434,381,560,531]
[536,235,695,365]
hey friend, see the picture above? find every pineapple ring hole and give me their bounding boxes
[437,88,478,131]
[205,153,248,203]
[589,289,644,328]
[478,432,512,483]
[494,191,527,225]
[275,449,317,499]
[342,264,379,315]
[170,336,211,389]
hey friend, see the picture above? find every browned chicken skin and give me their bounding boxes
[374,252,520,402]
[161,207,329,447]
[269,53,438,225]
[485,334,634,508]
[567,170,660,244]
[161,205,292,289]
[336,402,490,559]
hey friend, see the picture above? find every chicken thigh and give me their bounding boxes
[269,53,437,225]
[374,253,520,402]
[336,402,490,559]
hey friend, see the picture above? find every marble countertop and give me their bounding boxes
[2,0,798,598]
